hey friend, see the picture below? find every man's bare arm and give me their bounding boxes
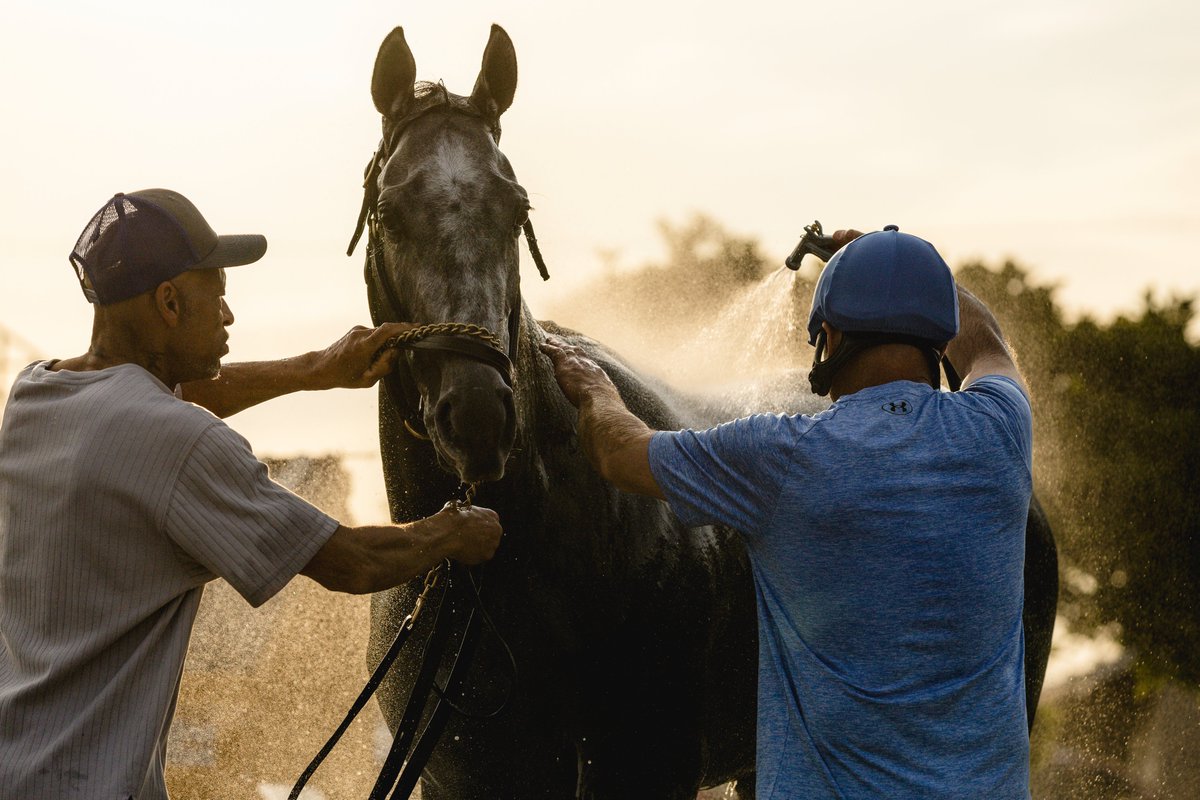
[301,503,502,594]
[576,386,664,500]
[540,338,665,500]
[944,286,1028,394]
[180,323,415,417]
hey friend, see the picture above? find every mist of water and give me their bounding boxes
[548,264,821,425]
[163,262,1198,799]
[652,268,807,389]
[168,457,389,800]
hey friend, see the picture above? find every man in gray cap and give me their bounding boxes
[0,189,502,799]
[542,226,1033,799]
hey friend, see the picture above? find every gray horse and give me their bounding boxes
[361,25,1056,800]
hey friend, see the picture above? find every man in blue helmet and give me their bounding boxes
[541,226,1032,799]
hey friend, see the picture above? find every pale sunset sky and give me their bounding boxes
[2,0,1197,458]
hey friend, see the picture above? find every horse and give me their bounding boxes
[362,25,758,799]
[359,24,1057,799]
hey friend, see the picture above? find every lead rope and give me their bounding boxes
[288,562,446,800]
[380,323,503,355]
[378,479,519,800]
[369,483,481,800]
[289,484,479,800]
[374,323,510,441]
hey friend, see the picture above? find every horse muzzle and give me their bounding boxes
[427,379,516,483]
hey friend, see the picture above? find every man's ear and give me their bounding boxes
[154,281,183,327]
[822,321,843,356]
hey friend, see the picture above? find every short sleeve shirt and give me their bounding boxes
[0,362,339,799]
[649,377,1033,799]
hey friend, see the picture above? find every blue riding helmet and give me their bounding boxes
[805,225,959,396]
[806,225,959,345]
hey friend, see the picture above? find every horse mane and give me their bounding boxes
[387,80,502,145]
[413,80,455,106]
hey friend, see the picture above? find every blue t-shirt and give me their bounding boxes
[649,376,1033,800]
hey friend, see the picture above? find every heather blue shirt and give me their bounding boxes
[649,376,1032,799]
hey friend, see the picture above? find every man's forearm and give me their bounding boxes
[301,522,444,595]
[180,324,409,417]
[576,385,664,499]
[181,354,326,418]
[945,286,1027,392]
[302,505,502,595]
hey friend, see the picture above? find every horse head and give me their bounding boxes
[366,26,527,484]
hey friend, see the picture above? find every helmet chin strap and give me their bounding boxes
[808,330,945,397]
[808,329,861,397]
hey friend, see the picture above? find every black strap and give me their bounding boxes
[349,143,386,259]
[386,605,484,798]
[942,355,963,392]
[809,330,954,396]
[290,565,510,800]
[287,571,448,800]
[369,578,460,799]
[366,238,403,330]
[522,219,550,282]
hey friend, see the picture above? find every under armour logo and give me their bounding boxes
[882,400,912,415]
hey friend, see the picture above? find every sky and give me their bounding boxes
[2,0,1198,460]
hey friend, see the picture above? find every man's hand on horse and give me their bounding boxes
[312,323,419,389]
[540,335,621,410]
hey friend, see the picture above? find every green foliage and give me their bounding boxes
[957,263,1200,686]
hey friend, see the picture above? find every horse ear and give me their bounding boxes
[372,27,417,120]
[470,24,517,120]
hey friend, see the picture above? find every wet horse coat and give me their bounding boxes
[361,25,1057,800]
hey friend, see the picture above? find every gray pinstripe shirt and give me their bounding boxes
[0,362,338,799]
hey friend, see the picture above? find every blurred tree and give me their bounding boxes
[653,214,768,288]
[957,262,1200,686]
[548,214,779,365]
[609,213,774,332]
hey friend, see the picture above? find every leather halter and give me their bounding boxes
[347,91,549,438]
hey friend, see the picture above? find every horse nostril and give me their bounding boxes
[433,384,515,451]
[436,397,455,437]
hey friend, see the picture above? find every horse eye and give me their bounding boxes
[378,197,405,234]
[513,206,530,232]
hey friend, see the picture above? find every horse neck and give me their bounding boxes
[478,304,596,508]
